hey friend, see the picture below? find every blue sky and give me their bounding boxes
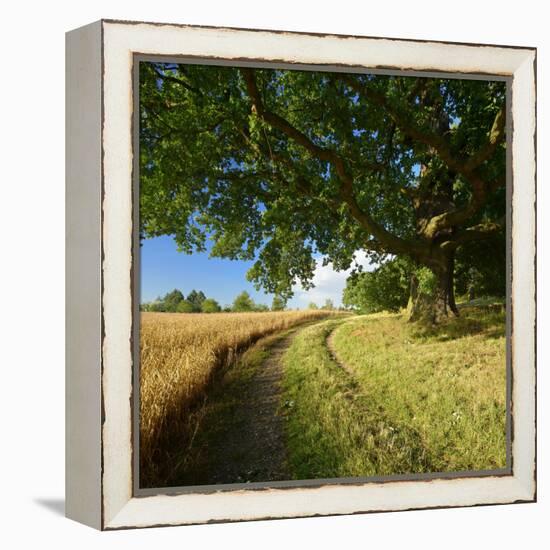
[140,235,374,309]
[140,235,274,308]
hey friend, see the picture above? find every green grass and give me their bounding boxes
[281,308,507,479]
[457,295,506,308]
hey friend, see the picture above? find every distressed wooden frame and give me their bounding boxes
[66,19,536,530]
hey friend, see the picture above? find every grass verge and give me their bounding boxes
[281,308,506,479]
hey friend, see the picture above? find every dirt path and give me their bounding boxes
[326,328,355,376]
[180,328,305,486]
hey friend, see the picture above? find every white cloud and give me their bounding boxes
[289,250,375,309]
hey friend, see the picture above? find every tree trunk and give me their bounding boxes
[432,267,449,324]
[447,252,459,316]
[406,253,459,324]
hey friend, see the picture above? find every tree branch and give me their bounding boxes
[241,68,359,183]
[339,74,461,169]
[463,106,506,172]
[338,74,505,231]
[153,67,204,96]
[422,173,505,239]
[439,217,505,251]
[240,69,428,258]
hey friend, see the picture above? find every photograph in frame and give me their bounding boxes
[65,20,536,530]
[135,59,511,492]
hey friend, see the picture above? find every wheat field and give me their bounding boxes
[140,309,331,486]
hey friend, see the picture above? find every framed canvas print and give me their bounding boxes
[66,19,536,530]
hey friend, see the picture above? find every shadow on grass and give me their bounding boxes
[410,310,505,343]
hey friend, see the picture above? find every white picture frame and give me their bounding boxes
[66,19,536,530]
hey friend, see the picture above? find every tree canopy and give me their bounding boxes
[271,295,286,311]
[343,258,412,313]
[162,289,185,312]
[141,288,209,313]
[186,290,206,312]
[140,62,506,321]
[231,291,256,312]
[176,299,194,313]
[201,298,221,313]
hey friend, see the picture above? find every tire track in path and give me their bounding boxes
[326,327,355,376]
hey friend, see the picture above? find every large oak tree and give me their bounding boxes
[139,63,506,322]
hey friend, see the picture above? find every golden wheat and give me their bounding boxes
[140,309,331,485]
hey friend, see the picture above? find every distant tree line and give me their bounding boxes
[307,299,337,311]
[141,289,291,313]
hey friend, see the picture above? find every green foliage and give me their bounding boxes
[416,266,437,296]
[200,298,221,313]
[176,300,194,313]
[186,290,206,312]
[232,291,256,312]
[454,236,506,299]
[141,288,218,313]
[323,299,335,310]
[343,258,412,313]
[140,63,506,302]
[271,295,286,311]
[162,289,185,312]
[228,291,270,312]
[308,302,319,310]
